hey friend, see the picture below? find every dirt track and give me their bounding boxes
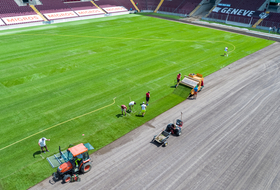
[31,42,280,190]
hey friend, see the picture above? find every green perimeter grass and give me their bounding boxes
[0,14,274,190]
[138,12,183,20]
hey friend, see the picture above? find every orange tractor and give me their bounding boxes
[47,143,94,183]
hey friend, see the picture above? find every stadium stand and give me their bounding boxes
[63,1,106,17]
[146,0,161,11]
[216,0,266,10]
[93,0,141,12]
[34,0,73,14]
[0,0,280,28]
[207,0,280,28]
[259,12,280,28]
[207,0,268,25]
[131,0,146,10]
[63,0,81,2]
[115,0,136,10]
[98,4,128,13]
[65,1,96,11]
[158,0,185,13]
[157,0,202,14]
[33,0,80,21]
[94,0,123,7]
[179,0,202,14]
[0,0,35,18]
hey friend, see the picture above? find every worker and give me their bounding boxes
[200,80,204,90]
[193,85,198,99]
[146,91,150,105]
[75,154,83,168]
[129,101,136,112]
[224,47,228,57]
[38,137,50,153]
[121,105,127,116]
[141,102,147,117]
[176,73,181,88]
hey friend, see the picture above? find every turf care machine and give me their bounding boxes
[165,112,183,136]
[152,113,184,146]
[47,143,94,183]
[180,73,204,98]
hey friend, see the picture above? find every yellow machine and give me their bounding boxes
[180,73,204,96]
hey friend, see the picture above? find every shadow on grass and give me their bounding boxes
[135,114,144,117]
[170,85,176,88]
[33,151,42,158]
[49,178,57,185]
[116,114,124,118]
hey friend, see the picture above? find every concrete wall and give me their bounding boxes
[193,3,215,16]
[259,0,270,11]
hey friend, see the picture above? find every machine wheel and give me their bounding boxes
[81,162,92,174]
[63,174,71,183]
[176,130,181,136]
[52,172,60,181]
[163,142,168,147]
[165,124,172,133]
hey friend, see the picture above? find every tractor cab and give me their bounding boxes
[67,143,90,171]
[47,143,94,183]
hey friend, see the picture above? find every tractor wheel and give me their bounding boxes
[81,162,92,174]
[63,174,71,183]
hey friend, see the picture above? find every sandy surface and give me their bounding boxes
[31,42,280,190]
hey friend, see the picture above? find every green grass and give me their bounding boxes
[0,14,274,190]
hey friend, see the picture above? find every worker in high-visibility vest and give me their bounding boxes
[75,154,83,168]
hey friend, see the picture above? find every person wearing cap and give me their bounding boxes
[128,101,136,112]
[193,85,198,99]
[224,47,228,57]
[176,73,181,88]
[121,105,127,116]
[141,102,147,117]
[38,137,50,153]
[146,91,150,105]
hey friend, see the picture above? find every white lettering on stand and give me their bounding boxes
[217,7,255,17]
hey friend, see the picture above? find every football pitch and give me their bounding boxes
[0,14,274,190]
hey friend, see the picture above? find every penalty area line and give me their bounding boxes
[0,97,117,152]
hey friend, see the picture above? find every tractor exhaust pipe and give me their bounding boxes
[59,146,62,158]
